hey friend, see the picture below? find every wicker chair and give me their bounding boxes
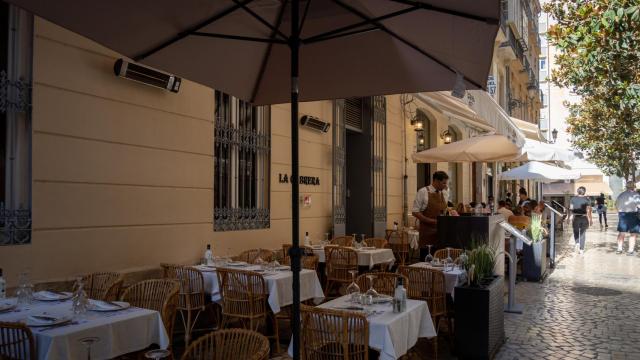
[161,264,209,346]
[365,237,389,249]
[324,246,358,296]
[330,236,354,247]
[233,249,274,264]
[399,266,447,358]
[215,268,280,352]
[0,322,35,360]
[433,248,463,261]
[180,329,270,360]
[388,231,410,267]
[120,279,180,349]
[281,244,319,271]
[355,272,407,297]
[300,305,369,360]
[82,272,123,301]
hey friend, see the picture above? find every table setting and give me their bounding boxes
[194,258,324,314]
[0,276,169,360]
[410,257,468,298]
[310,243,396,269]
[287,293,436,360]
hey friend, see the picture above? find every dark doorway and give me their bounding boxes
[345,98,373,237]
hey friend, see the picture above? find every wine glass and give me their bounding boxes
[445,247,454,271]
[78,336,100,360]
[425,245,433,264]
[346,270,360,302]
[365,275,379,299]
[324,233,330,246]
[145,349,172,359]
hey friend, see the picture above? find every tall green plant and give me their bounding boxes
[529,214,544,243]
[465,243,498,287]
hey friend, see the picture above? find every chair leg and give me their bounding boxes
[184,309,192,346]
[432,336,438,360]
[272,313,281,354]
[325,280,333,296]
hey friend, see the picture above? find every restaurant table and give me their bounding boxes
[195,264,324,314]
[287,295,436,360]
[311,246,396,269]
[0,298,169,360]
[409,262,465,298]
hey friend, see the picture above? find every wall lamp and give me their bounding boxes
[440,129,453,144]
[411,116,424,132]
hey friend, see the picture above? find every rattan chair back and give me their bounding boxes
[388,231,409,266]
[215,268,269,328]
[300,305,369,360]
[433,248,463,261]
[330,236,353,247]
[161,264,206,311]
[83,272,123,301]
[120,279,180,343]
[233,249,274,264]
[325,247,358,284]
[399,266,446,319]
[364,237,389,249]
[180,329,270,360]
[355,272,407,297]
[0,322,35,360]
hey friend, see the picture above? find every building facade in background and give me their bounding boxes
[0,1,542,287]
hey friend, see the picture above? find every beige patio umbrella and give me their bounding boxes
[8,1,501,356]
[413,134,520,162]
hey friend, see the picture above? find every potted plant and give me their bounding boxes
[522,213,547,281]
[454,242,504,360]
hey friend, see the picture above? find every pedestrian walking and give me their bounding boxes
[595,192,608,229]
[615,181,640,255]
[569,186,592,255]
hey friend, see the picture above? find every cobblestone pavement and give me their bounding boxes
[497,213,640,360]
[273,213,640,359]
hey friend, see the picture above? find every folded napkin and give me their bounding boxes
[28,314,60,325]
[91,300,123,310]
[35,291,66,300]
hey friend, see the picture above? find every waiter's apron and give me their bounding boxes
[419,190,447,247]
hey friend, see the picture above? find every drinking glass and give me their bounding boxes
[360,234,367,247]
[324,233,330,245]
[364,275,379,299]
[346,270,360,302]
[145,349,172,359]
[458,251,469,270]
[78,336,100,360]
[425,245,433,264]
[72,277,89,318]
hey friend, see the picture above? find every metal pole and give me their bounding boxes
[504,235,524,313]
[290,1,301,359]
[549,211,556,268]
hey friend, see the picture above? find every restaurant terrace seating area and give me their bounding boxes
[0,235,473,359]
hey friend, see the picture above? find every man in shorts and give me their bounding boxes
[615,181,640,255]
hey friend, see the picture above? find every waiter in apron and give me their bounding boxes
[412,171,450,260]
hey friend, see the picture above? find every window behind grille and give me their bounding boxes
[214,91,270,231]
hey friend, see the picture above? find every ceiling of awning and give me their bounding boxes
[510,117,542,141]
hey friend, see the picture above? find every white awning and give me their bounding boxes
[512,139,577,162]
[412,134,520,163]
[467,90,526,147]
[499,161,581,183]
[510,117,542,141]
[543,181,613,196]
[415,92,494,132]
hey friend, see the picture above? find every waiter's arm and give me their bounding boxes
[412,211,436,224]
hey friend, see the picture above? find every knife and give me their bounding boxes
[32,315,59,322]
[103,300,123,308]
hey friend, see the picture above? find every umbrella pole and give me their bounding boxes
[290,1,302,359]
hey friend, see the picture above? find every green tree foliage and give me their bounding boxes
[545,0,640,179]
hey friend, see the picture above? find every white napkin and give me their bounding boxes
[28,314,60,325]
[35,291,65,300]
[91,300,122,310]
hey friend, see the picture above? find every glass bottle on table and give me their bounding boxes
[360,234,367,247]
[72,277,89,318]
[393,276,407,313]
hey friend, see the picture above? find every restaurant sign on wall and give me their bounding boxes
[278,173,320,185]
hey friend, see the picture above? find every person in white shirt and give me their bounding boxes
[496,200,514,219]
[615,181,640,255]
[412,171,449,260]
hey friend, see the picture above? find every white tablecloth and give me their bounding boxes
[195,265,324,314]
[287,295,436,360]
[409,262,465,297]
[312,247,396,269]
[0,299,169,360]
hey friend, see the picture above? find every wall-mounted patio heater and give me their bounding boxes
[114,58,181,93]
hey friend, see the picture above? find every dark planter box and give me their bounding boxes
[523,239,547,281]
[454,276,504,360]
